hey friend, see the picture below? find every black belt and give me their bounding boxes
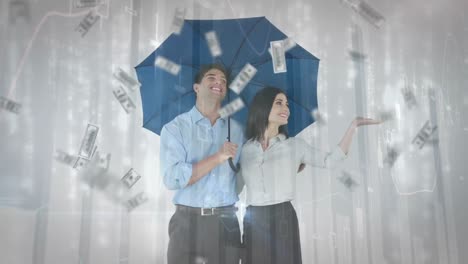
[176,204,238,216]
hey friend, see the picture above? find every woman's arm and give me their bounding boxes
[338,117,381,155]
[298,117,381,172]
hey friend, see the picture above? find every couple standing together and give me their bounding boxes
[160,64,380,264]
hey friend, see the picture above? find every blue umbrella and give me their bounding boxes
[135,16,319,138]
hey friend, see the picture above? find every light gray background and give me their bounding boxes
[1,0,467,263]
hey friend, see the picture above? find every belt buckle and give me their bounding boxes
[201,207,214,216]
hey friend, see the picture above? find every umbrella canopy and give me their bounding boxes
[135,16,319,136]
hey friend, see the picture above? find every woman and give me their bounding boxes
[239,87,380,264]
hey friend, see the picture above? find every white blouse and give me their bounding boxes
[238,134,347,206]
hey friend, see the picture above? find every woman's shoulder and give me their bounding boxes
[283,136,309,151]
[242,138,258,149]
[284,136,306,144]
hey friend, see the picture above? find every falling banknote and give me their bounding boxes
[344,0,385,28]
[54,150,78,167]
[412,121,437,149]
[219,98,245,119]
[268,37,296,55]
[74,0,101,8]
[205,31,222,57]
[172,8,186,35]
[112,85,136,113]
[155,56,181,75]
[75,10,100,37]
[383,145,401,168]
[124,192,148,211]
[270,40,287,73]
[121,168,141,189]
[0,96,21,114]
[113,67,140,91]
[229,63,257,94]
[78,124,99,159]
[337,171,359,191]
[401,85,418,109]
[311,108,327,126]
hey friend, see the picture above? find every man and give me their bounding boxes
[160,64,244,264]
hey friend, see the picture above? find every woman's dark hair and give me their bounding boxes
[194,64,230,84]
[245,86,289,141]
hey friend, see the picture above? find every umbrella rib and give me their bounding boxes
[142,90,195,127]
[228,18,265,69]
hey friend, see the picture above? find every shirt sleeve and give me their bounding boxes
[299,137,347,169]
[160,122,193,190]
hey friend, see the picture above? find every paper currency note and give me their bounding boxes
[352,0,385,28]
[349,50,367,61]
[282,38,297,51]
[124,192,148,210]
[78,124,99,159]
[96,152,111,172]
[337,171,359,190]
[113,67,140,91]
[311,108,327,125]
[77,124,99,159]
[205,31,222,57]
[155,56,181,75]
[172,8,186,35]
[73,157,90,171]
[376,109,396,122]
[268,37,296,55]
[75,10,100,37]
[329,232,338,249]
[384,146,401,167]
[9,0,30,24]
[124,6,137,16]
[112,86,136,113]
[229,63,257,94]
[0,96,21,114]
[74,0,101,8]
[121,168,141,189]
[412,121,437,149]
[54,150,78,167]
[77,151,111,187]
[219,98,245,119]
[270,40,287,73]
[401,85,418,109]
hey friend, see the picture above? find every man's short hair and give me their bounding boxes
[194,64,230,84]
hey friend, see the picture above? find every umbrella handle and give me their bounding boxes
[228,158,240,173]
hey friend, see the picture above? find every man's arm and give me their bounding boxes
[187,141,237,186]
[160,124,238,189]
[160,124,193,190]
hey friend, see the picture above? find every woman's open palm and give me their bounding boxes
[353,117,382,127]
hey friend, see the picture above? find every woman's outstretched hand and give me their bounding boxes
[338,117,382,155]
[352,117,382,128]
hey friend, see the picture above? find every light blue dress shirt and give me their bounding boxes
[160,106,244,208]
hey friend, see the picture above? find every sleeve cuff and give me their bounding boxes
[177,162,193,188]
[330,145,347,161]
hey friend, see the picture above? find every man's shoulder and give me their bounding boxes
[162,110,193,132]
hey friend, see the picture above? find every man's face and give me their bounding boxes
[193,68,227,101]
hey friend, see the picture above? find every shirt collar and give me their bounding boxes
[189,106,226,125]
[248,133,287,147]
[270,133,286,145]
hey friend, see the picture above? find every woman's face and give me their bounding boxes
[268,93,290,126]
